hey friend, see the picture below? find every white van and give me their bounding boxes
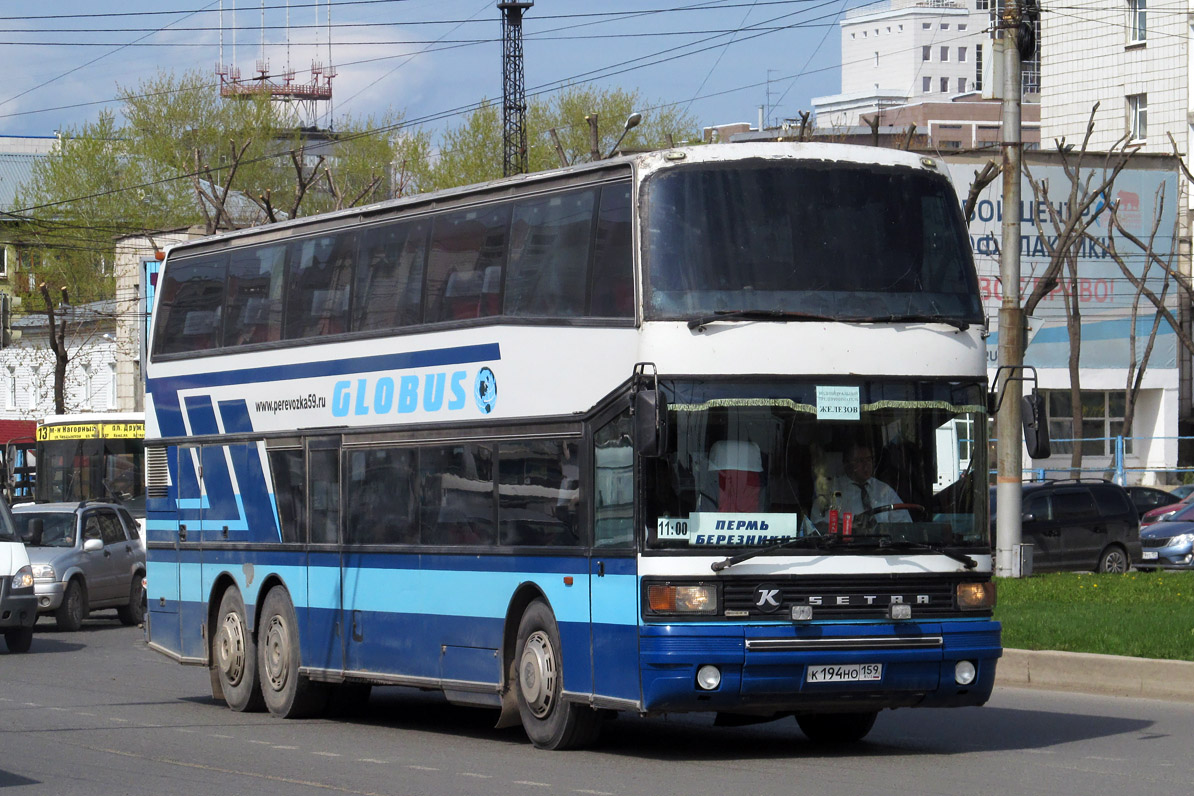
[1,498,36,653]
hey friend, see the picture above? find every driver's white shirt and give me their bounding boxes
[814,476,911,523]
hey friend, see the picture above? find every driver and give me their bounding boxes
[816,441,911,524]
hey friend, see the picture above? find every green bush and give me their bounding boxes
[994,571,1194,661]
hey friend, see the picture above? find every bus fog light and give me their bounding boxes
[791,605,812,621]
[889,604,912,620]
[696,665,722,691]
[955,660,977,685]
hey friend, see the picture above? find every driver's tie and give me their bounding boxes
[857,482,872,511]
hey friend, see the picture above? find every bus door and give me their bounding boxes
[176,444,208,660]
[589,410,642,705]
[305,436,344,676]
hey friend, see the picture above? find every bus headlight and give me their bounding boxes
[647,584,718,615]
[956,581,996,610]
[11,565,34,590]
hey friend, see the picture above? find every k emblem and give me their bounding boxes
[754,583,783,613]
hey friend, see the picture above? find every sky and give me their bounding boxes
[0,0,857,146]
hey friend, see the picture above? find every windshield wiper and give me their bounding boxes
[851,314,971,332]
[687,309,836,332]
[710,532,835,572]
[710,533,978,572]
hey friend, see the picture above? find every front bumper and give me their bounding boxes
[0,581,37,630]
[33,580,66,612]
[1137,542,1194,570]
[639,619,1001,714]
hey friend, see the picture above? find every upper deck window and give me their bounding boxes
[642,160,982,326]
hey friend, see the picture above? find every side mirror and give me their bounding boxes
[83,538,103,553]
[634,389,669,458]
[1022,390,1051,459]
[1021,512,1036,523]
[28,518,43,546]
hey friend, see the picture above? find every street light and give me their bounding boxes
[605,112,642,159]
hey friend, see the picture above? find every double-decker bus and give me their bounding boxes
[144,142,996,749]
[34,413,146,519]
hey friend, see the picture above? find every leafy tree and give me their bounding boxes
[428,85,700,190]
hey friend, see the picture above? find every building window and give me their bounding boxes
[922,46,931,61]
[958,47,967,63]
[940,76,949,92]
[922,22,931,29]
[1128,0,1146,43]
[975,44,983,92]
[958,77,967,93]
[941,23,950,30]
[0,248,7,279]
[923,76,932,92]
[1128,93,1148,140]
[5,366,15,409]
[874,51,879,67]
[976,0,989,9]
[108,362,118,408]
[80,363,93,410]
[1045,391,1133,456]
[959,23,968,31]
[940,46,950,62]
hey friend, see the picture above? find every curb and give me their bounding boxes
[997,648,1194,703]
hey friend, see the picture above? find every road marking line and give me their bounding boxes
[175,728,195,733]
[90,747,390,796]
[514,781,551,788]
[459,773,491,779]
[110,718,129,723]
[23,703,40,707]
[574,790,616,795]
[408,766,438,771]
[77,712,96,717]
[273,746,299,750]
[48,707,69,712]
[356,759,388,764]
[211,734,233,739]
[314,752,341,757]
[249,740,271,745]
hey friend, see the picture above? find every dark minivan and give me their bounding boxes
[990,480,1142,573]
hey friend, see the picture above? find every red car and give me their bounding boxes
[1140,492,1194,527]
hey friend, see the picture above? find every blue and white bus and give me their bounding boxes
[144,142,997,749]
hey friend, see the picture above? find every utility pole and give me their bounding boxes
[995,0,1025,578]
[499,1,532,177]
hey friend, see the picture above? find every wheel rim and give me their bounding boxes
[1103,550,1127,573]
[519,630,557,719]
[216,610,247,686]
[261,614,291,693]
[67,585,83,622]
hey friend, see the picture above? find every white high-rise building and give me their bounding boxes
[813,0,995,129]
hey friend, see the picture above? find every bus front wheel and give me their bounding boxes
[258,587,328,719]
[796,711,878,744]
[514,599,600,750]
[213,588,264,712]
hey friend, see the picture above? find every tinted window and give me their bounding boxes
[97,512,126,545]
[1023,492,1050,520]
[1093,486,1132,517]
[589,183,634,318]
[155,254,227,355]
[425,206,510,323]
[505,189,596,318]
[308,444,340,544]
[344,447,418,544]
[1052,489,1098,521]
[594,410,634,548]
[224,243,286,346]
[419,444,494,545]
[354,219,428,331]
[285,234,357,339]
[268,448,306,544]
[498,440,581,546]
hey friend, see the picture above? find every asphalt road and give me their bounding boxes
[3,613,1193,796]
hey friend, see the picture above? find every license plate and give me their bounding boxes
[806,663,883,683]
[1143,551,1159,560]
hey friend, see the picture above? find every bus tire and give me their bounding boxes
[213,588,264,712]
[116,576,145,626]
[1097,545,1129,574]
[514,599,600,750]
[796,711,878,744]
[55,579,87,632]
[258,587,328,719]
[4,627,33,653]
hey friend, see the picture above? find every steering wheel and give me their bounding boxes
[852,503,925,532]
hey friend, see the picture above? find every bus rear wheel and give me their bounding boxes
[796,711,878,744]
[514,599,600,750]
[213,588,264,712]
[258,587,328,718]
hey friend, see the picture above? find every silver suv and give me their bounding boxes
[13,502,146,631]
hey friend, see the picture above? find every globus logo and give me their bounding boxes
[330,367,498,417]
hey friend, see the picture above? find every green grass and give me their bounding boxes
[994,571,1194,661]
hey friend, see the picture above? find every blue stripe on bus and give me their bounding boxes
[218,399,254,433]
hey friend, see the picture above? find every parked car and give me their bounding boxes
[990,480,1141,573]
[1169,484,1194,501]
[12,501,146,631]
[1124,485,1183,521]
[1141,493,1194,527]
[1138,519,1194,571]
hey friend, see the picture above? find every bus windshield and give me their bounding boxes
[644,379,987,551]
[643,160,982,325]
[36,437,145,517]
